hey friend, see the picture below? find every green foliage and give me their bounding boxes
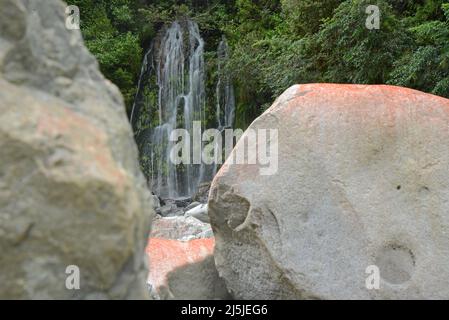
[86,32,142,105]
[71,0,143,110]
[388,2,449,97]
[312,0,410,84]
[74,0,449,129]
[227,0,449,127]
[71,0,449,181]
[281,0,344,35]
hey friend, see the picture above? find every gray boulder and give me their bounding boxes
[148,216,228,300]
[185,201,202,211]
[209,84,449,300]
[157,203,184,217]
[150,215,213,241]
[185,204,210,223]
[0,0,153,299]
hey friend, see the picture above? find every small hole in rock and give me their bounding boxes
[397,186,401,190]
[375,244,415,284]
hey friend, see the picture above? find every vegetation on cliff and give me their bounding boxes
[72,0,449,127]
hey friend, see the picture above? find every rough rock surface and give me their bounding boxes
[147,238,230,300]
[186,201,202,211]
[194,182,212,203]
[147,215,228,300]
[209,84,449,300]
[0,0,153,299]
[185,204,210,223]
[151,215,213,241]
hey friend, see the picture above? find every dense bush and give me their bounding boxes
[70,0,144,109]
[388,2,449,97]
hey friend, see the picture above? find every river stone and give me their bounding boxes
[0,0,153,299]
[147,238,229,300]
[185,204,210,223]
[157,203,184,217]
[151,195,161,210]
[209,84,449,300]
[147,215,227,299]
[174,197,193,208]
[150,215,213,241]
[185,201,202,211]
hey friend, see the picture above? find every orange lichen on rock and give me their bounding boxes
[146,237,215,291]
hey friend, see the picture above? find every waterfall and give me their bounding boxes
[130,45,153,127]
[131,20,235,199]
[131,20,206,199]
[211,36,236,178]
[216,36,235,131]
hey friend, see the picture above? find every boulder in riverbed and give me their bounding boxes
[0,0,152,299]
[147,238,229,300]
[185,204,210,223]
[209,84,449,300]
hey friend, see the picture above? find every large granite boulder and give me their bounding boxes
[0,0,153,299]
[209,84,449,299]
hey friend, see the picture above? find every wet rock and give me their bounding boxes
[157,204,184,217]
[185,201,202,211]
[174,197,193,208]
[193,182,211,203]
[151,195,161,209]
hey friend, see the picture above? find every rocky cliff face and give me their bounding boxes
[0,0,153,299]
[209,84,449,299]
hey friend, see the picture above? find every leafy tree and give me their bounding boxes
[388,2,449,97]
[71,0,143,110]
[311,0,411,84]
[72,0,449,129]
[281,0,344,36]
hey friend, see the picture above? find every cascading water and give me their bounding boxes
[131,20,235,199]
[211,36,236,178]
[216,36,235,131]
